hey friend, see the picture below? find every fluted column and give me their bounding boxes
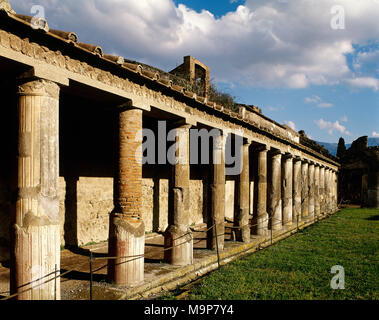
[208,131,225,251]
[234,140,251,243]
[11,79,61,300]
[255,145,269,236]
[282,153,293,226]
[320,166,325,214]
[292,157,302,223]
[301,160,309,218]
[108,107,145,286]
[308,162,315,219]
[314,165,320,217]
[270,150,282,231]
[164,124,193,266]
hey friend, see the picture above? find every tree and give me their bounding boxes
[337,137,346,159]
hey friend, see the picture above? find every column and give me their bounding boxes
[270,150,282,231]
[314,164,320,217]
[255,145,269,236]
[282,153,293,226]
[11,79,61,300]
[234,139,251,243]
[292,157,302,223]
[301,160,309,218]
[308,162,315,219]
[164,124,193,266]
[108,107,145,286]
[208,131,225,251]
[325,169,331,213]
[320,166,325,214]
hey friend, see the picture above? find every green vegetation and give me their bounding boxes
[162,208,379,300]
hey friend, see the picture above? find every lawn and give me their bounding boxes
[164,208,379,300]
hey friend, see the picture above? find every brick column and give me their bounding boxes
[308,162,315,219]
[282,153,293,226]
[301,160,309,219]
[11,79,61,300]
[270,150,282,231]
[292,157,302,223]
[254,145,269,236]
[234,140,251,243]
[320,166,325,214]
[164,124,193,266]
[208,131,225,251]
[108,107,145,286]
[314,164,320,217]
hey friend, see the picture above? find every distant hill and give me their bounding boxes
[317,137,379,156]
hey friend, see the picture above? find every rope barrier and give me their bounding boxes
[1,208,332,300]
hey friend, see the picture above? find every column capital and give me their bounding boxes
[283,152,293,160]
[293,155,302,162]
[256,144,270,152]
[17,79,60,99]
[270,148,284,157]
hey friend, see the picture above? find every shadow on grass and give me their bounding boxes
[366,215,379,221]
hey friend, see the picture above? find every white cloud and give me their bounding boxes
[285,120,296,131]
[345,77,379,91]
[8,0,379,89]
[317,102,334,108]
[305,96,321,104]
[315,118,351,136]
[372,131,379,137]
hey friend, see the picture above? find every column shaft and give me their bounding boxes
[234,141,250,242]
[164,125,193,265]
[270,151,282,231]
[282,154,293,226]
[255,147,269,236]
[108,107,145,286]
[293,158,302,223]
[301,161,309,218]
[308,163,315,219]
[11,79,61,300]
[320,167,325,214]
[208,133,225,251]
[315,165,320,217]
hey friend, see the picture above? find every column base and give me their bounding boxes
[164,225,193,266]
[107,214,145,286]
[252,214,269,236]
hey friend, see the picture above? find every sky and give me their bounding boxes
[9,0,379,143]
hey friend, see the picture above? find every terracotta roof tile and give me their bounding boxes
[50,29,78,43]
[76,42,103,56]
[103,54,124,65]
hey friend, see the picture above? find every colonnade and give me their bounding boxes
[11,78,339,299]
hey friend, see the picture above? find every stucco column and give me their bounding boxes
[333,171,338,210]
[255,145,269,236]
[108,107,145,286]
[301,160,309,218]
[292,157,302,223]
[164,124,193,266]
[308,162,315,219]
[234,139,251,243]
[282,153,293,226]
[270,150,282,231]
[319,166,325,214]
[208,132,225,251]
[11,79,61,300]
[314,165,320,217]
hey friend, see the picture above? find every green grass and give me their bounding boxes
[163,208,379,300]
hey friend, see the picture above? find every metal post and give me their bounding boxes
[90,251,93,301]
[214,220,221,269]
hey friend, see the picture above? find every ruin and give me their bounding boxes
[0,1,340,300]
[338,136,379,208]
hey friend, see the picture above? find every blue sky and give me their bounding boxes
[9,0,379,144]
